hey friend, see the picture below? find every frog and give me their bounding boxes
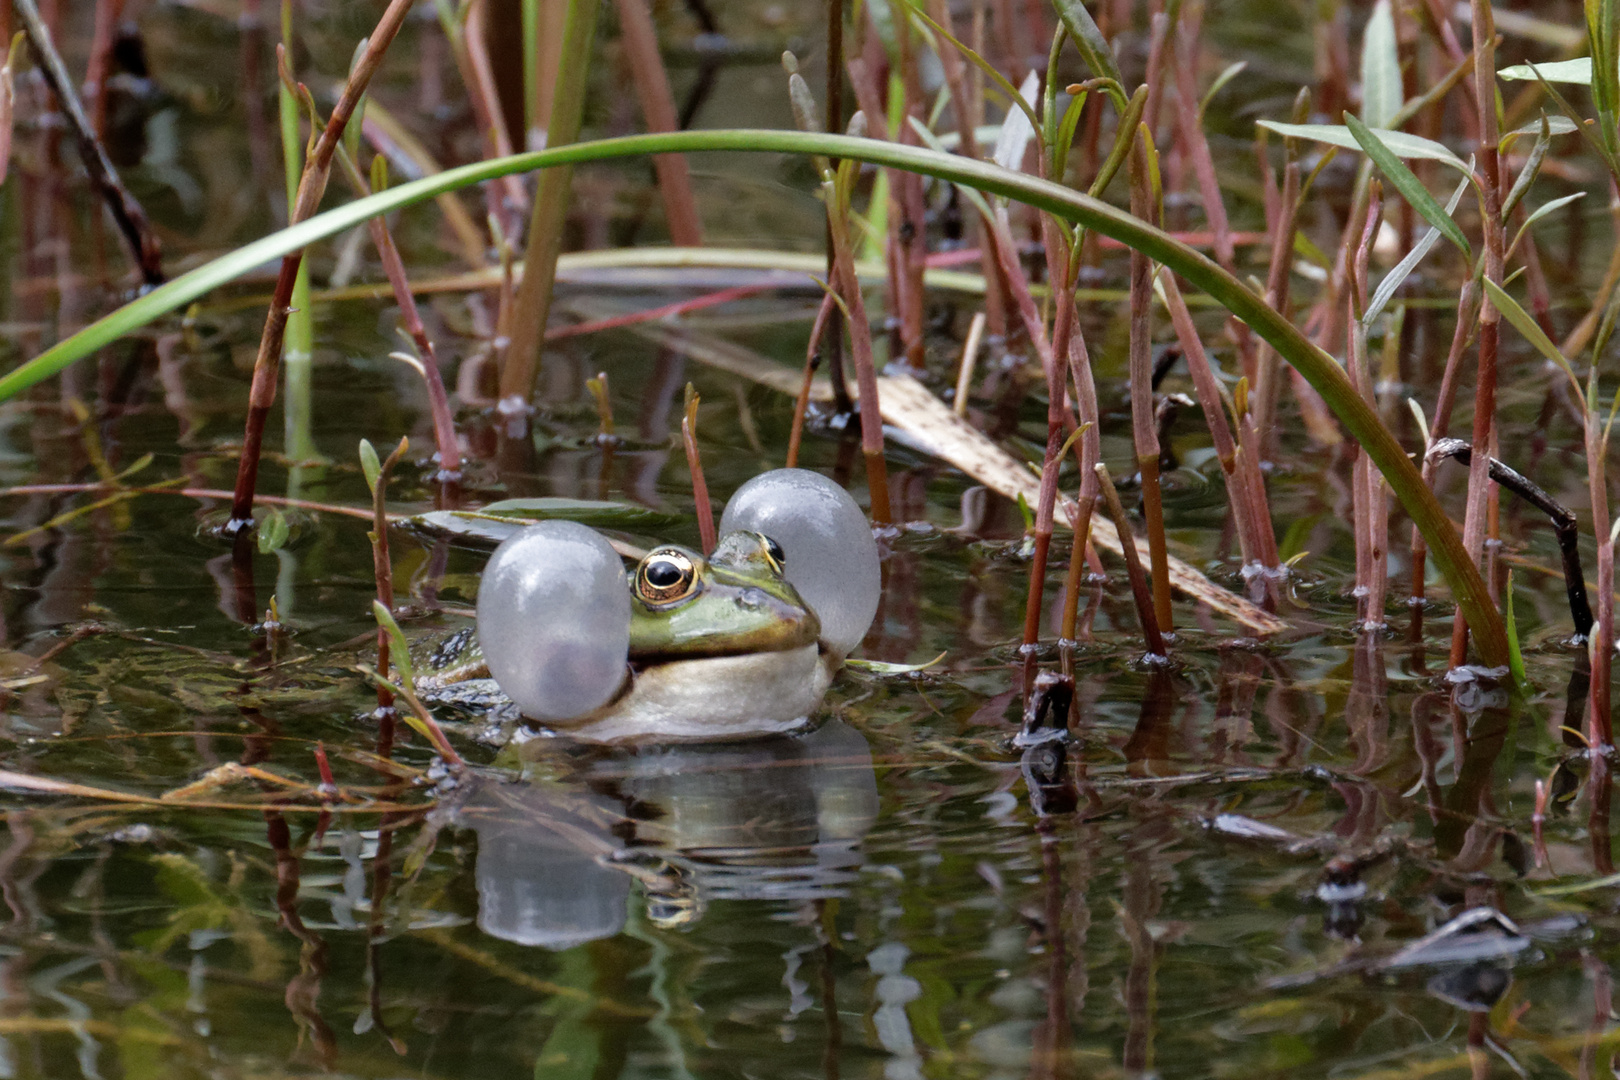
[418,530,839,742]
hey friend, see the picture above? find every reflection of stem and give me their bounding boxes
[266,812,336,1068]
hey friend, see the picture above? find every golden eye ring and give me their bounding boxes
[636,549,698,605]
[757,533,786,573]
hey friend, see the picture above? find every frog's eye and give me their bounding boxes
[636,550,698,605]
[761,534,786,571]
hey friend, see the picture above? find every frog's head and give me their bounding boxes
[628,531,821,661]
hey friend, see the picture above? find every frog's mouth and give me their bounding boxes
[631,582,822,661]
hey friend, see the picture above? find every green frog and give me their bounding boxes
[419,530,838,742]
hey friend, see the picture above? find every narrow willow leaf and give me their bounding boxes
[359,438,381,496]
[1257,120,1472,174]
[1498,57,1595,83]
[1504,114,1579,138]
[1360,0,1401,129]
[1509,191,1587,256]
[1198,61,1246,121]
[371,600,416,686]
[1344,112,1471,258]
[1364,174,1470,326]
[1050,0,1125,109]
[1482,277,1580,391]
[1502,117,1554,218]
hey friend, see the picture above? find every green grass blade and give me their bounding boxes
[1482,277,1582,394]
[0,127,1509,666]
[1344,112,1472,258]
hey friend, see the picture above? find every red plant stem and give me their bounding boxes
[1128,138,1172,636]
[14,0,162,286]
[227,0,415,531]
[1451,0,1504,668]
[824,181,892,525]
[1409,279,1479,606]
[1160,270,1260,567]
[463,0,528,235]
[334,151,461,480]
[1349,194,1385,628]
[789,293,838,467]
[614,0,703,247]
[1096,463,1166,658]
[548,284,771,341]
[682,397,716,555]
[1589,418,1614,747]
[84,0,125,140]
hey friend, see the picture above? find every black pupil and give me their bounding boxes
[765,537,785,564]
[646,560,684,587]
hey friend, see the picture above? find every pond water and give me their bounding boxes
[0,1,1616,1078]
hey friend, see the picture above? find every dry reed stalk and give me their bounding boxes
[334,151,462,480]
[499,0,603,406]
[227,0,416,531]
[614,0,703,246]
[1450,0,1505,668]
[954,310,987,417]
[1095,463,1166,658]
[1128,135,1173,635]
[786,296,831,468]
[825,173,892,524]
[464,0,530,233]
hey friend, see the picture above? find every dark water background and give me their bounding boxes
[0,1,1615,1077]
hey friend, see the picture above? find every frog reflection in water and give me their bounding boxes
[462,718,881,948]
[419,468,882,743]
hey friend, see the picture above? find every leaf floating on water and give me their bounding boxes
[405,498,676,549]
[845,651,948,676]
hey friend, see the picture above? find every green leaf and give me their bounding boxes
[1504,114,1580,138]
[1360,0,1401,129]
[1256,120,1472,174]
[477,497,681,528]
[1498,57,1595,83]
[256,507,291,555]
[1050,0,1126,110]
[1364,174,1470,326]
[1198,61,1247,122]
[1509,191,1587,256]
[1482,277,1580,392]
[845,651,948,675]
[359,438,381,496]
[371,600,415,687]
[1344,112,1471,259]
